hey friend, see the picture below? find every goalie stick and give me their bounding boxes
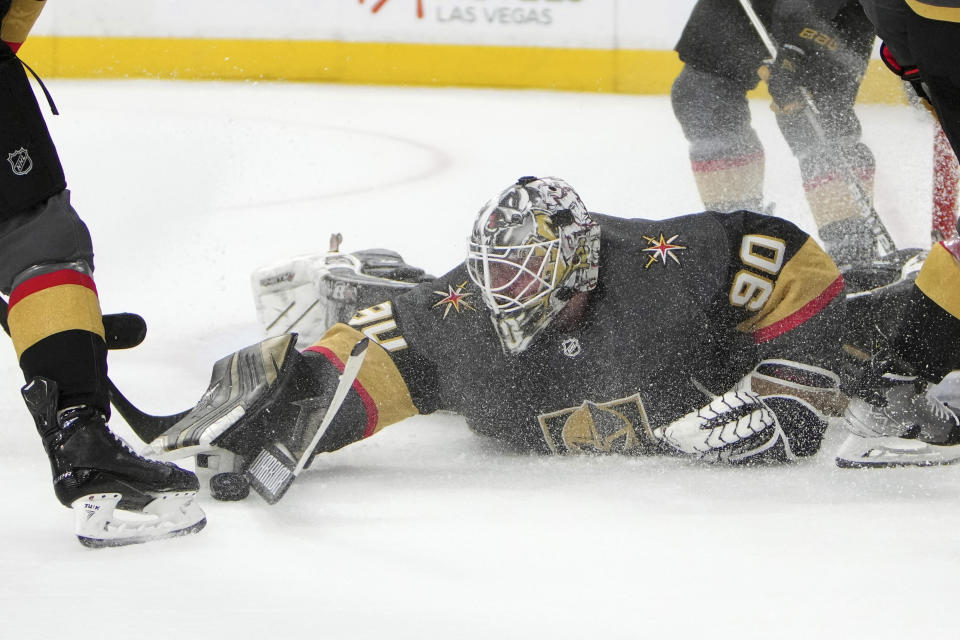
[737,0,897,257]
[246,337,370,504]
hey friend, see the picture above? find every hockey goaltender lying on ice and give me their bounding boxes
[98,176,959,516]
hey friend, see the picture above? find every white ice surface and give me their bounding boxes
[1,80,958,640]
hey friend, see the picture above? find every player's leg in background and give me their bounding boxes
[773,3,878,268]
[888,9,960,405]
[672,66,766,213]
[671,0,771,213]
[839,241,960,460]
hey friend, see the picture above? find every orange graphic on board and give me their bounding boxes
[359,0,425,19]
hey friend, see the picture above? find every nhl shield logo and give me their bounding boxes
[560,337,582,358]
[7,147,33,176]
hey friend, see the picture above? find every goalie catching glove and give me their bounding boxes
[656,391,825,464]
[656,359,835,463]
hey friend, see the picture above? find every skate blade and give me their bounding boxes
[246,444,297,505]
[72,491,207,548]
[835,434,960,468]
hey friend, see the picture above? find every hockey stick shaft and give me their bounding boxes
[737,0,777,61]
[736,0,897,256]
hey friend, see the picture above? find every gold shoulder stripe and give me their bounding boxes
[737,237,841,337]
[905,1,960,22]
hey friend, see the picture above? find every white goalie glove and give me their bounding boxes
[251,234,432,348]
[656,387,827,464]
[656,391,786,463]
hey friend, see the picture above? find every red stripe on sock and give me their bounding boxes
[803,168,875,192]
[9,270,98,309]
[753,275,845,344]
[691,151,763,173]
[304,345,379,438]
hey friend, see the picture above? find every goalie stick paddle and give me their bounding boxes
[246,337,370,505]
[737,0,897,257]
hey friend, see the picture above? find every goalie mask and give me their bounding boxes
[467,176,600,354]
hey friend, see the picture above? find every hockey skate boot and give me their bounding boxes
[836,366,960,468]
[22,377,206,547]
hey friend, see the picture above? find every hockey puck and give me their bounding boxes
[209,472,250,501]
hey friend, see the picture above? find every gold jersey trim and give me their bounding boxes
[916,242,960,319]
[737,238,841,335]
[1,0,46,48]
[905,0,960,22]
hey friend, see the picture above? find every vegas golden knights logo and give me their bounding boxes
[537,394,657,455]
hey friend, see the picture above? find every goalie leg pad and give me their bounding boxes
[738,359,846,417]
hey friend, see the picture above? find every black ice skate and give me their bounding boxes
[836,363,960,468]
[22,377,206,547]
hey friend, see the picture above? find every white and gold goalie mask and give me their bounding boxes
[467,177,600,354]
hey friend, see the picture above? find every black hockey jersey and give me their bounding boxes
[308,210,844,455]
[676,0,868,82]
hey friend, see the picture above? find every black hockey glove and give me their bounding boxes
[763,43,811,115]
[764,1,849,114]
